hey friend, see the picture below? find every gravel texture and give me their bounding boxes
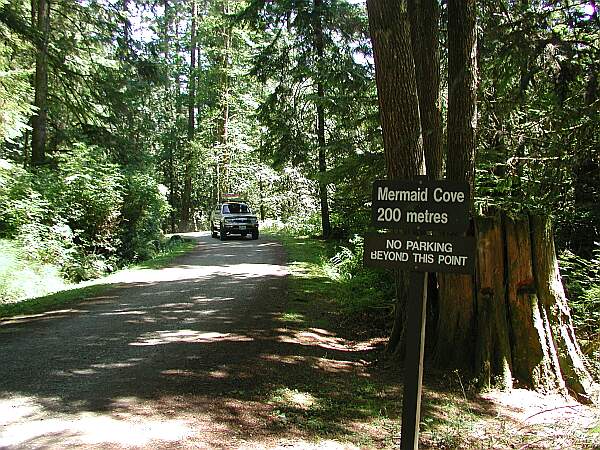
[0,233,332,449]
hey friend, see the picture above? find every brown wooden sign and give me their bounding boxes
[371,179,470,233]
[366,178,474,450]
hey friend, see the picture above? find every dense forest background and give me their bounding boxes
[0,0,598,385]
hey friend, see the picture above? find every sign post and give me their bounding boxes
[364,179,474,450]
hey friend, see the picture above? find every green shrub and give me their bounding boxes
[118,171,170,261]
[0,239,66,303]
[330,235,394,314]
[0,159,53,237]
[559,243,600,335]
[44,144,124,256]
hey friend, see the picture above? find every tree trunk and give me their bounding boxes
[180,0,197,232]
[31,0,50,166]
[469,213,598,403]
[505,215,562,391]
[408,0,443,179]
[434,0,478,369]
[446,0,477,190]
[366,0,424,180]
[530,215,598,403]
[474,214,512,390]
[217,0,231,196]
[366,0,425,356]
[313,0,331,239]
[162,0,177,233]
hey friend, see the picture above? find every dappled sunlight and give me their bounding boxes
[0,308,86,325]
[130,329,254,346]
[0,395,195,448]
[0,234,385,448]
[269,387,318,410]
[277,327,380,353]
[312,358,364,374]
[261,354,308,366]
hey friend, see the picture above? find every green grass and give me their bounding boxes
[129,238,197,270]
[0,237,197,319]
[0,239,67,303]
[0,283,110,319]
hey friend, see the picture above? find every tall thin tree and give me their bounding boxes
[31,0,50,166]
[313,0,331,239]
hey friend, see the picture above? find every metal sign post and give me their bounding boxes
[364,178,474,450]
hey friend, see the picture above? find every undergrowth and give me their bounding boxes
[0,236,196,316]
[265,224,394,322]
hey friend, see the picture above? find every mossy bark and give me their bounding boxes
[474,214,512,389]
[431,213,598,403]
[530,215,598,403]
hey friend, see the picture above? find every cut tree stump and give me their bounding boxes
[432,212,599,403]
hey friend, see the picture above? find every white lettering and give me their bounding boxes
[386,240,402,250]
[377,187,428,202]
[437,255,468,266]
[433,188,466,203]
[406,210,449,224]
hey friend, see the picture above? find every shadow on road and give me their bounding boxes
[0,234,384,448]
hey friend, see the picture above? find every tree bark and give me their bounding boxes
[314,0,331,239]
[366,0,424,356]
[505,215,562,391]
[474,214,512,389]
[530,215,599,403]
[446,0,477,190]
[31,0,50,166]
[366,0,425,180]
[408,0,443,179]
[469,213,598,402]
[217,0,231,196]
[162,0,176,233]
[434,0,478,370]
[180,0,198,232]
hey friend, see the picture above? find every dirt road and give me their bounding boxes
[0,233,366,449]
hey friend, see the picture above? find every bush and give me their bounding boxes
[0,159,53,238]
[1,144,171,287]
[118,171,170,261]
[0,239,66,303]
[330,235,394,314]
[266,212,323,237]
[43,144,124,256]
[559,243,600,336]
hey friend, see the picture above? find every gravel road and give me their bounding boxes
[0,233,338,449]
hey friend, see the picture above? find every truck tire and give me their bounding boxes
[219,224,227,241]
[211,222,218,238]
[251,230,259,240]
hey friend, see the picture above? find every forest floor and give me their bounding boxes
[0,232,598,449]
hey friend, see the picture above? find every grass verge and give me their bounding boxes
[267,230,600,449]
[0,237,197,319]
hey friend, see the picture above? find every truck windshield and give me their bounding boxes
[222,203,250,214]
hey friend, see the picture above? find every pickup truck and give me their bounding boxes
[210,201,259,241]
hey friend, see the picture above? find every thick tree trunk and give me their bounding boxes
[530,215,598,403]
[468,213,598,403]
[434,0,478,369]
[31,0,50,166]
[446,0,477,190]
[474,214,512,389]
[366,0,424,356]
[314,0,331,239]
[366,0,425,180]
[408,0,443,179]
[505,215,563,391]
